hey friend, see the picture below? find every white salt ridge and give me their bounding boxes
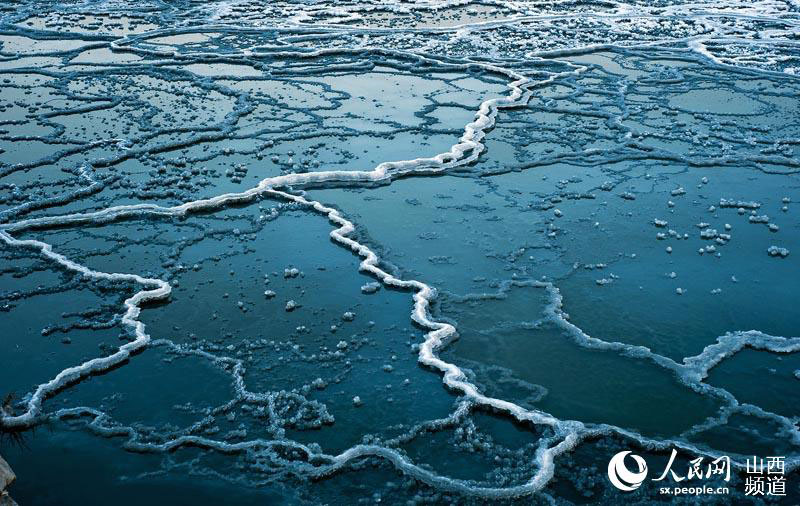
[3,146,794,498]
[0,230,170,428]
[2,25,799,497]
[21,182,779,484]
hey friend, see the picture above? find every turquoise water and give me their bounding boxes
[1,1,799,504]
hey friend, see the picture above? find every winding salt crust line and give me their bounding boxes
[7,180,796,498]
[2,52,564,232]
[446,280,800,465]
[262,188,576,495]
[35,186,800,497]
[0,55,572,423]
[57,404,572,500]
[272,193,800,474]
[0,230,171,428]
[38,185,800,498]
[0,54,593,495]
[1,38,798,495]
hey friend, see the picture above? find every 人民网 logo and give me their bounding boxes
[608,451,648,491]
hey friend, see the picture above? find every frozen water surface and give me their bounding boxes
[1,0,799,504]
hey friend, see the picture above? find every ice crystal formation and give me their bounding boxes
[0,0,799,504]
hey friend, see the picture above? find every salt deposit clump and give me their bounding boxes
[361,282,381,294]
[700,228,717,239]
[719,198,760,209]
[767,246,790,258]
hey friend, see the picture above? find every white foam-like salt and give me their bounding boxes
[1,21,798,497]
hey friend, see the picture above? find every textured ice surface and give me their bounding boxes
[1,0,799,504]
